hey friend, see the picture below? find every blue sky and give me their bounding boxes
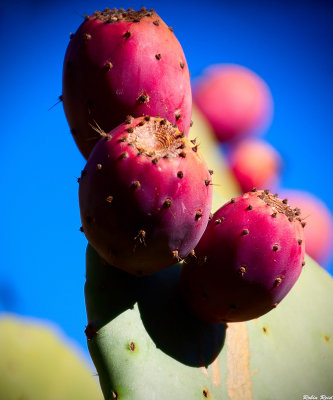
[0,0,332,354]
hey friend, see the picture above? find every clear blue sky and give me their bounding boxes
[0,0,332,354]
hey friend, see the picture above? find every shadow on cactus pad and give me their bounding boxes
[85,244,225,368]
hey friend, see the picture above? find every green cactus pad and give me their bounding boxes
[85,244,333,400]
[0,314,103,400]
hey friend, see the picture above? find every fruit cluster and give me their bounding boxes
[62,7,305,324]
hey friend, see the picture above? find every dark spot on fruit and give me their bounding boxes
[83,33,91,41]
[230,198,236,203]
[242,229,249,235]
[273,244,279,251]
[180,61,185,69]
[190,120,194,127]
[262,326,268,334]
[179,151,186,158]
[239,265,247,276]
[195,210,202,221]
[70,32,74,39]
[127,126,134,133]
[302,221,306,228]
[111,391,118,399]
[152,158,159,164]
[204,180,210,186]
[202,387,210,398]
[160,118,167,125]
[271,212,277,218]
[131,181,141,190]
[298,239,303,245]
[106,196,113,203]
[144,115,151,121]
[274,277,282,287]
[168,26,174,32]
[177,171,183,178]
[282,199,288,204]
[124,31,131,38]
[264,189,269,195]
[192,145,198,152]
[125,115,133,124]
[155,53,162,60]
[252,187,257,192]
[163,199,172,208]
[138,93,149,103]
[302,261,306,267]
[120,152,128,159]
[104,61,113,70]
[153,20,159,26]
[79,226,84,232]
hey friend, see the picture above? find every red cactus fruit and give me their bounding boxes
[193,64,273,143]
[228,138,281,193]
[79,116,213,276]
[63,7,192,159]
[281,190,333,266]
[180,190,305,323]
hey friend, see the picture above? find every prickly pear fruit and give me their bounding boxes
[85,244,333,400]
[193,64,273,143]
[228,138,281,193]
[79,116,212,275]
[180,189,305,323]
[63,7,192,159]
[281,189,333,266]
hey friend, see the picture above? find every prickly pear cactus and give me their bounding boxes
[0,314,103,400]
[85,244,333,400]
[190,106,240,201]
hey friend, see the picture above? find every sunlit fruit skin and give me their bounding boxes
[180,190,305,323]
[228,138,281,193]
[281,190,333,266]
[193,64,273,143]
[79,117,212,276]
[63,7,192,159]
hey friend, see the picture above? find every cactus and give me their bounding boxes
[79,116,212,275]
[193,64,273,143]
[63,7,192,159]
[85,244,333,400]
[0,314,103,400]
[180,190,305,323]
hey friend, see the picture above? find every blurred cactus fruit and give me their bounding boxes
[228,138,281,193]
[62,7,192,159]
[180,190,305,323]
[79,116,213,275]
[193,64,273,143]
[0,314,103,400]
[281,190,333,266]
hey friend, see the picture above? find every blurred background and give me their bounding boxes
[0,0,332,365]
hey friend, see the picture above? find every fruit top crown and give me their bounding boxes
[126,117,187,159]
[256,189,301,221]
[92,7,156,23]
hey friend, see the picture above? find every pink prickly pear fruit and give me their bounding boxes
[228,138,281,193]
[281,190,333,266]
[180,189,305,323]
[79,116,213,276]
[193,64,273,143]
[63,7,192,159]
